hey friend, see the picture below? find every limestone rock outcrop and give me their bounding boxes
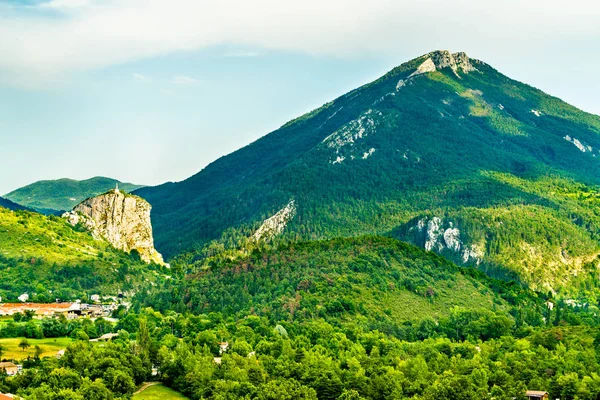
[63,188,164,265]
[413,217,484,265]
[253,200,297,241]
[411,51,477,79]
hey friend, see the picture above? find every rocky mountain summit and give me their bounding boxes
[137,50,600,291]
[63,187,164,265]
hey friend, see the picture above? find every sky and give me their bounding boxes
[1,0,600,195]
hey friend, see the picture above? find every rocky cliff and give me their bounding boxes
[63,188,164,265]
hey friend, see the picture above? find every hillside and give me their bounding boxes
[136,50,600,293]
[140,236,544,332]
[5,176,145,214]
[0,196,29,211]
[0,206,164,302]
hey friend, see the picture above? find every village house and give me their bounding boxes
[0,362,18,376]
[0,302,80,318]
[526,390,549,400]
[0,300,118,320]
[219,342,229,355]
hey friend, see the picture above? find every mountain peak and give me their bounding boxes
[419,50,476,75]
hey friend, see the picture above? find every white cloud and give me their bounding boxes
[38,0,91,9]
[172,75,200,85]
[224,51,264,58]
[132,72,150,82]
[0,0,599,87]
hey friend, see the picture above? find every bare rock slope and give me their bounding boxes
[63,188,164,265]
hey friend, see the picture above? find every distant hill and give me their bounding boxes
[5,176,145,214]
[137,50,600,293]
[0,196,30,211]
[0,207,165,302]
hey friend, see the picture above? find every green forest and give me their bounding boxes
[3,51,600,399]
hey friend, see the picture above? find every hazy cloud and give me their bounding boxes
[132,72,150,82]
[172,75,200,85]
[224,51,264,58]
[38,0,92,9]
[1,0,598,86]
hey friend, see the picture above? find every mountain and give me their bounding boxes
[0,196,30,211]
[63,188,165,265]
[0,205,166,303]
[136,50,600,293]
[5,176,145,214]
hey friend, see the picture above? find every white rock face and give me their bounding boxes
[409,58,437,78]
[253,200,297,241]
[424,217,444,252]
[462,244,484,265]
[323,109,382,164]
[564,135,592,153]
[393,51,477,98]
[362,148,376,159]
[323,109,381,151]
[531,109,542,117]
[415,217,483,265]
[416,51,477,76]
[63,189,165,265]
[443,228,461,252]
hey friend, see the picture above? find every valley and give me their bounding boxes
[2,50,600,399]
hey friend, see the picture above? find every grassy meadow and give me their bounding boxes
[0,337,73,360]
[133,384,189,400]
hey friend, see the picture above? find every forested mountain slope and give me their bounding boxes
[136,50,600,292]
[0,206,164,301]
[141,236,546,333]
[0,196,29,211]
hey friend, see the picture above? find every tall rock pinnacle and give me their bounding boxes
[63,189,165,265]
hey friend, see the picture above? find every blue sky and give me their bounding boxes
[1,0,599,195]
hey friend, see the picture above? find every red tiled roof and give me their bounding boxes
[526,391,548,397]
[0,303,75,315]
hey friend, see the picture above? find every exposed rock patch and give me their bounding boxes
[443,227,461,252]
[63,189,165,265]
[412,217,484,265]
[564,135,593,153]
[531,109,542,117]
[362,148,376,159]
[323,109,382,164]
[414,51,477,78]
[409,58,437,78]
[253,200,297,241]
[424,217,444,252]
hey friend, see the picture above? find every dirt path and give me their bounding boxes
[133,382,160,396]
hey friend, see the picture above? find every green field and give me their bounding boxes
[133,384,188,400]
[0,337,73,360]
